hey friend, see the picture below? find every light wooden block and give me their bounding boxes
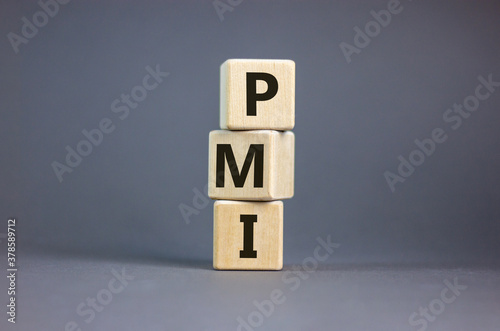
[208,130,294,201]
[213,200,283,270]
[220,59,295,130]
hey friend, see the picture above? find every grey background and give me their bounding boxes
[1,0,499,330]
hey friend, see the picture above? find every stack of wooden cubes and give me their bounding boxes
[208,59,295,270]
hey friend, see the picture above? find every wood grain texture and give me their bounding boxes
[208,130,294,201]
[213,200,283,270]
[220,59,295,130]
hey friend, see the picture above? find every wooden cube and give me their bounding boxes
[220,59,295,130]
[213,200,283,270]
[208,130,294,201]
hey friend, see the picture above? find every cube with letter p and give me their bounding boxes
[220,59,295,130]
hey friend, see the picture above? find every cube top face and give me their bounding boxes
[208,130,294,201]
[213,200,283,270]
[220,59,295,130]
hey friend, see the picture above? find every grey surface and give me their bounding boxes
[1,253,499,330]
[1,0,500,330]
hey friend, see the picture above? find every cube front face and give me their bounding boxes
[220,59,295,130]
[213,200,283,270]
[208,130,294,201]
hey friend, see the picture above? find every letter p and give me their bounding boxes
[246,72,278,116]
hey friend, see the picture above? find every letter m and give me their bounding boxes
[216,144,264,188]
